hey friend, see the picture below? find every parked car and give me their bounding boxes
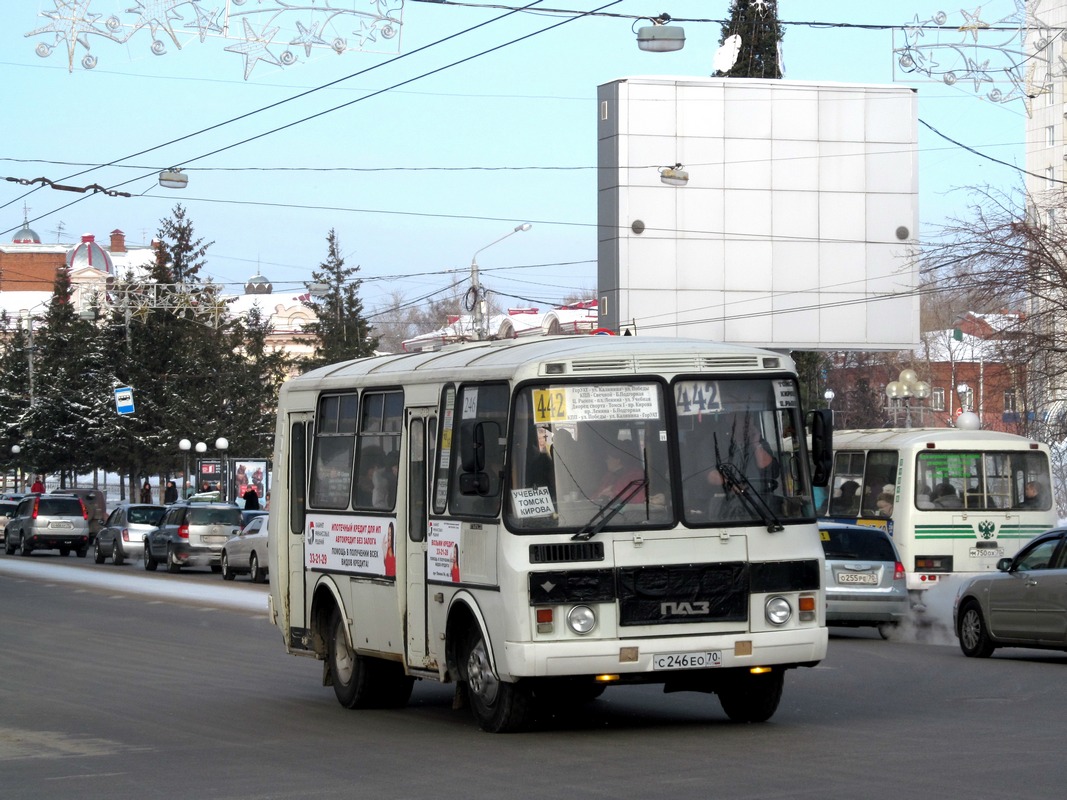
[954,528,1067,658]
[240,508,268,528]
[3,493,91,557]
[0,499,19,545]
[93,503,166,566]
[820,521,909,638]
[143,502,242,573]
[53,487,107,542]
[221,513,269,583]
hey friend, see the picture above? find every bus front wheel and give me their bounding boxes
[460,627,533,733]
[327,607,414,709]
[717,669,784,723]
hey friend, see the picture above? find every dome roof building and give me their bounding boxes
[65,233,114,274]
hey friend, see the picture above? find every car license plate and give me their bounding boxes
[970,547,1005,558]
[837,572,877,584]
[204,535,227,544]
[49,521,72,529]
[652,651,721,670]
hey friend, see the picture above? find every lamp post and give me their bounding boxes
[194,441,207,493]
[215,437,229,501]
[11,444,20,493]
[467,223,531,340]
[178,439,191,498]
[884,369,931,428]
[823,388,835,407]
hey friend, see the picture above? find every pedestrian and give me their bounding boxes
[30,474,45,493]
[164,480,178,504]
[242,486,261,511]
[140,480,152,504]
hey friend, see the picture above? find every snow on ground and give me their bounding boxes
[0,557,268,613]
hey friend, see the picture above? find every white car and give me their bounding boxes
[220,514,269,583]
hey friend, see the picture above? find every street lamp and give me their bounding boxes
[178,439,191,498]
[885,369,931,428]
[823,388,835,407]
[467,223,532,340]
[215,437,229,501]
[11,444,20,493]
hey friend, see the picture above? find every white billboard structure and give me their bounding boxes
[596,77,919,350]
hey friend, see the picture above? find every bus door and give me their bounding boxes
[405,408,437,670]
[286,412,313,643]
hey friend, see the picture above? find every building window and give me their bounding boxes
[1047,166,1056,190]
[1048,125,1056,147]
[1004,390,1017,414]
[932,387,945,411]
[959,387,974,412]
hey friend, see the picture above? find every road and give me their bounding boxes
[1,553,1066,799]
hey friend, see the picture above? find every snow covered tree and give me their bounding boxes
[301,228,378,369]
[716,0,784,79]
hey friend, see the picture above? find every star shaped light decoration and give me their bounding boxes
[225,17,283,80]
[26,0,406,78]
[892,3,1051,111]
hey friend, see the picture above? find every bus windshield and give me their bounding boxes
[505,377,811,533]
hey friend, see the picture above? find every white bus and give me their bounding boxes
[820,428,1057,595]
[267,336,829,731]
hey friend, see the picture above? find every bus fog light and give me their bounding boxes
[765,596,792,625]
[567,605,596,634]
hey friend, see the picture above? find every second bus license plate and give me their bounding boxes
[652,651,722,670]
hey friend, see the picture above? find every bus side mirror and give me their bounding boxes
[459,420,503,496]
[809,408,833,488]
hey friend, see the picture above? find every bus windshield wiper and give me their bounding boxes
[572,479,647,541]
[717,463,784,533]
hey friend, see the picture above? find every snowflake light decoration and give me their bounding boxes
[893,2,1055,113]
[26,0,404,79]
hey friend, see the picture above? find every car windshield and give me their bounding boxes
[188,508,242,525]
[821,528,896,561]
[129,507,165,525]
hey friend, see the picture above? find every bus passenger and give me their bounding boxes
[1020,481,1045,509]
[593,443,645,503]
[875,492,893,517]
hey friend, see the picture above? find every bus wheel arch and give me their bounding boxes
[445,596,534,733]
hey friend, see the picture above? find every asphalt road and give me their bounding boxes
[1,553,1066,800]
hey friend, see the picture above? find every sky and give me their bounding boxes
[0,1,1030,323]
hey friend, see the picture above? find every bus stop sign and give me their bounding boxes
[114,386,135,415]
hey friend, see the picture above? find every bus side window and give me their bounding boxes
[449,383,509,517]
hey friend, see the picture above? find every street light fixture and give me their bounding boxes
[885,369,931,428]
[178,439,191,499]
[823,388,835,407]
[635,14,685,52]
[467,223,531,341]
[215,437,229,501]
[11,444,20,493]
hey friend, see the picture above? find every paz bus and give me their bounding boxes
[819,428,1056,598]
[267,336,831,731]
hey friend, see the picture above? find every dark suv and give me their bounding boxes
[3,494,91,557]
[143,502,242,573]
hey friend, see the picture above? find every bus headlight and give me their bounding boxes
[765,596,792,626]
[567,605,597,634]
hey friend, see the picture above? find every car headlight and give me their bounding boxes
[765,596,792,625]
[567,605,597,634]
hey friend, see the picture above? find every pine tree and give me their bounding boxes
[717,0,783,79]
[301,229,378,369]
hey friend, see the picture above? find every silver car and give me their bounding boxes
[0,499,18,544]
[955,528,1067,657]
[3,494,92,557]
[220,514,269,583]
[820,521,909,638]
[94,504,166,566]
[144,502,243,573]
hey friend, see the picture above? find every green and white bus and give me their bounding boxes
[820,428,1056,596]
[267,336,830,731]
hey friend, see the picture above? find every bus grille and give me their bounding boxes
[617,563,749,626]
[529,542,605,564]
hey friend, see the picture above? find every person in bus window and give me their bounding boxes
[831,480,860,515]
[593,442,645,503]
[1020,481,1045,509]
[875,492,893,517]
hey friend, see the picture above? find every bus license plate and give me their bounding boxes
[837,573,877,584]
[970,547,1004,558]
[652,651,721,670]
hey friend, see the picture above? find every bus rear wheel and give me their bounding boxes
[327,607,413,709]
[460,627,533,733]
[717,669,784,723]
